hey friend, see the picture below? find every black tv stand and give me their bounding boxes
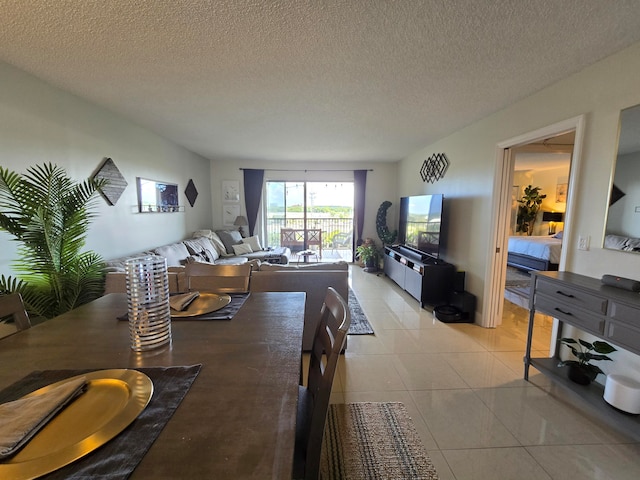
[384,246,455,307]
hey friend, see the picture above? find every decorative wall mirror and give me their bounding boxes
[136,177,181,213]
[604,104,640,253]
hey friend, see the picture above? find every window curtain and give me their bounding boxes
[243,169,264,237]
[354,170,367,247]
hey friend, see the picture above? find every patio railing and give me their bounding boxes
[265,218,353,250]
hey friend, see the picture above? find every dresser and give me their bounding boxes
[525,271,640,440]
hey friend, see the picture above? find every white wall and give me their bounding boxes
[0,62,213,276]
[209,159,399,247]
[398,41,640,376]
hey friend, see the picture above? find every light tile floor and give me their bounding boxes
[335,265,640,480]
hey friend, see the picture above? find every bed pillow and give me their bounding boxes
[552,231,563,239]
[242,235,263,252]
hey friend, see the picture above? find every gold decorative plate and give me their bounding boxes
[0,369,153,480]
[171,292,231,318]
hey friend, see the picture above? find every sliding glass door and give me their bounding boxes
[265,181,354,261]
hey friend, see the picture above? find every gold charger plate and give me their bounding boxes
[0,369,153,480]
[171,292,231,318]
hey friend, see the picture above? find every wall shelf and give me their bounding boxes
[131,205,185,214]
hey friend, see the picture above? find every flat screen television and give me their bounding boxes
[398,194,445,260]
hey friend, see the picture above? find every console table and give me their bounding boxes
[525,271,640,440]
[383,246,455,307]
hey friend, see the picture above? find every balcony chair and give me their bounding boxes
[292,287,351,480]
[0,293,31,333]
[330,231,352,253]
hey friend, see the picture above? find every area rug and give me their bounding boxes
[321,402,439,480]
[348,288,374,335]
[505,266,531,287]
[504,267,531,310]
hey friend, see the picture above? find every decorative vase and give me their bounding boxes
[568,364,597,385]
[125,255,172,352]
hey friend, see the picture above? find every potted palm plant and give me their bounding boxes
[0,163,107,319]
[558,337,617,385]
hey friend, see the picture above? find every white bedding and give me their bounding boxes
[508,235,563,264]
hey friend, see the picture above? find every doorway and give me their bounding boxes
[483,116,585,328]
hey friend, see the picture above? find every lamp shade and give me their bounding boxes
[234,216,248,226]
[542,211,563,222]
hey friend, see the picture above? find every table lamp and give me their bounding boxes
[234,216,248,237]
[542,211,563,235]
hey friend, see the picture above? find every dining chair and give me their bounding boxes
[184,263,251,293]
[0,293,31,332]
[293,286,351,480]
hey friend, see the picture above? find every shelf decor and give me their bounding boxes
[420,153,449,183]
[92,158,127,205]
[185,179,198,207]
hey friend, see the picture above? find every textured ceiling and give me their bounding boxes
[2,1,640,163]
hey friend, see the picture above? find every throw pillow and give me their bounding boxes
[216,230,244,254]
[192,230,227,256]
[154,242,190,267]
[183,237,219,262]
[242,235,262,251]
[232,243,253,255]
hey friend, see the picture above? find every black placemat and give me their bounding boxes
[117,293,250,321]
[0,365,201,479]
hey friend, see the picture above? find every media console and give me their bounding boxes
[383,246,455,307]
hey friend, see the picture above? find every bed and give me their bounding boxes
[507,234,563,272]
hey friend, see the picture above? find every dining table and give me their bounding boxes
[0,291,305,479]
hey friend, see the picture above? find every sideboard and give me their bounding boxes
[525,271,640,440]
[383,246,455,307]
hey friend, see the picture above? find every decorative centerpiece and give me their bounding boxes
[558,337,617,385]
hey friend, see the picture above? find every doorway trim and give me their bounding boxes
[482,115,586,328]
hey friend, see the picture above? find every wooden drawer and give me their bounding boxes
[606,321,640,356]
[607,301,640,327]
[535,278,607,314]
[534,293,605,335]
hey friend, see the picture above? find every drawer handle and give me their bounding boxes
[556,290,575,298]
[554,307,573,316]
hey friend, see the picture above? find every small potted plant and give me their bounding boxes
[558,337,617,385]
[356,240,380,273]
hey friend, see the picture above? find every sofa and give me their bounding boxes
[104,229,290,273]
[249,261,349,350]
[103,231,349,350]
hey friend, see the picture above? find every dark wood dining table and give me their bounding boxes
[0,291,305,479]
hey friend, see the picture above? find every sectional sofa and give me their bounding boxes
[103,229,349,350]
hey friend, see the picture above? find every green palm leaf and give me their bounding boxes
[0,163,107,319]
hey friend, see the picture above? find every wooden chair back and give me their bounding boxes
[185,263,251,293]
[281,229,305,253]
[293,286,350,480]
[0,293,31,332]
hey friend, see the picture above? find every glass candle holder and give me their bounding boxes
[124,255,172,352]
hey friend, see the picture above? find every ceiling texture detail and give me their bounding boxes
[2,1,640,163]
